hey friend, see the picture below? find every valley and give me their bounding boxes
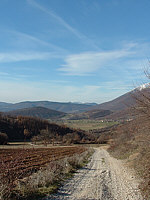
[56,119,118,131]
[1,1,150,199]
[0,85,149,199]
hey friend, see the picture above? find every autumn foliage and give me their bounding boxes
[0,115,90,144]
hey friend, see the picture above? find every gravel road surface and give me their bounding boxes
[45,148,143,200]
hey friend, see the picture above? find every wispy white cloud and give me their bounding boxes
[0,29,68,62]
[27,0,99,50]
[9,30,68,54]
[27,0,80,38]
[58,49,133,76]
[58,42,150,76]
[0,72,9,76]
[0,52,56,63]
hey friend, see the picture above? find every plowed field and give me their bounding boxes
[0,146,86,180]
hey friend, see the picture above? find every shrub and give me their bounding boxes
[0,132,8,145]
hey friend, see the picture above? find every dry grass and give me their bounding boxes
[108,117,150,199]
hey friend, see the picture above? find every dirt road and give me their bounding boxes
[45,148,143,200]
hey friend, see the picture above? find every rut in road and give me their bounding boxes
[45,148,143,200]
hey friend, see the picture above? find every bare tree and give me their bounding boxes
[24,129,30,142]
[132,68,150,118]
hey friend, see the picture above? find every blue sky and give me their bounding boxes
[0,0,150,103]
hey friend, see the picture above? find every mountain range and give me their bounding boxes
[0,84,149,120]
[0,101,96,113]
[89,84,150,120]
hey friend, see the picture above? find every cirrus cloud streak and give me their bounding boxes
[59,49,134,76]
[0,52,58,63]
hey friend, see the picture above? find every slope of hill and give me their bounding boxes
[80,86,150,120]
[0,101,95,113]
[93,92,135,111]
[103,108,136,120]
[95,83,150,198]
[109,117,150,199]
[0,102,12,111]
[69,109,113,120]
[0,115,91,143]
[0,102,12,107]
[5,107,66,119]
[68,89,137,120]
[93,85,150,112]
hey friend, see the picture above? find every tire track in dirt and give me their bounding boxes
[45,148,143,200]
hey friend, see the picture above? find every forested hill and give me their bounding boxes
[5,106,66,119]
[0,115,91,143]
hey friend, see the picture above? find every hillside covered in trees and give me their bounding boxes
[4,106,66,119]
[0,114,92,144]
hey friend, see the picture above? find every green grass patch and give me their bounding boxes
[60,119,118,131]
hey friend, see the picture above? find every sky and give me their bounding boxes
[0,0,150,103]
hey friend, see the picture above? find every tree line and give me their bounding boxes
[0,115,92,145]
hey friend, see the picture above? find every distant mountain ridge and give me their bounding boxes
[5,107,65,119]
[0,101,96,113]
[91,85,150,112]
[72,85,150,120]
[1,84,149,119]
[92,92,135,112]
